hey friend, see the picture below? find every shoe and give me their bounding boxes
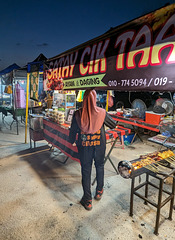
[80,198,92,211]
[94,189,103,200]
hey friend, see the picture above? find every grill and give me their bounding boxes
[118,150,175,179]
[117,150,175,235]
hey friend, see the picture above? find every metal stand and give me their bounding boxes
[130,170,175,235]
[29,128,44,148]
[49,145,69,164]
[131,126,143,144]
[10,117,19,135]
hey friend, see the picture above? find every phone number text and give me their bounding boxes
[108,77,171,87]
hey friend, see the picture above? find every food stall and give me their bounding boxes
[0,54,47,136]
[0,63,20,105]
[0,64,27,134]
[42,3,175,234]
[42,89,131,164]
[43,3,175,132]
[43,4,175,140]
[26,54,47,143]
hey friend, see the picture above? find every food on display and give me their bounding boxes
[158,150,174,159]
[118,150,175,179]
[45,108,65,125]
[132,150,174,169]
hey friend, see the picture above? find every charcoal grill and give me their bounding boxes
[118,150,175,179]
[118,150,175,235]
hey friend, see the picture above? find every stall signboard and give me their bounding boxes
[44,4,175,92]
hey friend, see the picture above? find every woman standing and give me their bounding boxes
[69,90,116,210]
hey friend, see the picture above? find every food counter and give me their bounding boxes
[43,118,131,168]
[43,118,80,162]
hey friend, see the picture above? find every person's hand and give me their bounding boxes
[72,142,76,146]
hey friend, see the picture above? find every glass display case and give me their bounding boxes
[53,91,76,117]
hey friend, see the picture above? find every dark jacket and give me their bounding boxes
[69,112,117,149]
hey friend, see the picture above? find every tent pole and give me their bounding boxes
[106,90,109,112]
[0,78,2,104]
[25,73,30,143]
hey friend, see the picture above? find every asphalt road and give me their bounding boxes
[0,113,175,240]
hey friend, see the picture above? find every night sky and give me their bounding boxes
[0,0,174,71]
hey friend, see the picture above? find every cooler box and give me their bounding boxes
[145,111,165,125]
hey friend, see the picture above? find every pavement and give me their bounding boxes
[0,113,175,240]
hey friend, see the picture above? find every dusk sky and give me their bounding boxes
[0,0,174,71]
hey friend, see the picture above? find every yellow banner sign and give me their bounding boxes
[63,74,107,89]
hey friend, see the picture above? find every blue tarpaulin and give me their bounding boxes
[0,63,20,76]
[27,54,47,73]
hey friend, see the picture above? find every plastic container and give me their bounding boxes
[145,111,165,125]
[123,133,135,143]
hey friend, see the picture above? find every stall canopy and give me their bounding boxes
[27,53,47,73]
[44,4,175,92]
[13,67,27,80]
[0,63,20,85]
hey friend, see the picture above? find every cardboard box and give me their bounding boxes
[145,111,165,125]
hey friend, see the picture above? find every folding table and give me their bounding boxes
[0,106,25,135]
[110,114,160,143]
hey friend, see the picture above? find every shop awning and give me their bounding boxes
[44,4,175,92]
